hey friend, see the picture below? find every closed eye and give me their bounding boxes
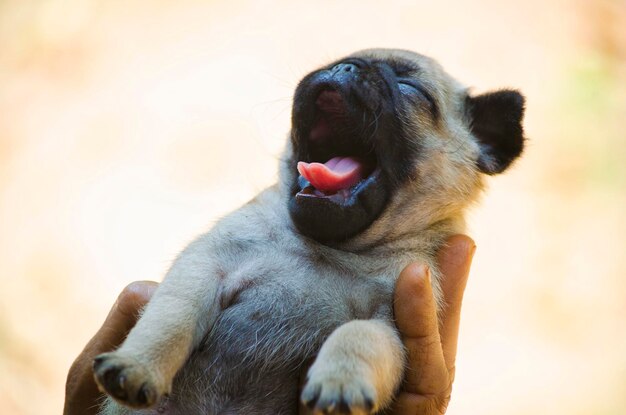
[398,79,437,116]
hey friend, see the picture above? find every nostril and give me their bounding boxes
[332,63,357,74]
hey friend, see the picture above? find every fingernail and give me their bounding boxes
[414,263,431,286]
[412,263,430,278]
[466,241,477,271]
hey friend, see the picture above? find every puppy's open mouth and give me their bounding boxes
[289,73,392,243]
[295,90,379,205]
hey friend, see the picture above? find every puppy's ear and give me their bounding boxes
[466,89,525,174]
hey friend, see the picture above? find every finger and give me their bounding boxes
[64,281,158,415]
[392,392,450,415]
[437,235,475,374]
[96,281,159,350]
[394,263,449,396]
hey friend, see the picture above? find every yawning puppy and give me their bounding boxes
[93,49,525,415]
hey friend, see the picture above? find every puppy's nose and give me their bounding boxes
[329,63,359,86]
[331,63,358,74]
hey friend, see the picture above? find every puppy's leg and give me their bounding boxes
[93,238,221,408]
[302,319,404,415]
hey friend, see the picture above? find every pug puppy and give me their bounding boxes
[93,49,525,415]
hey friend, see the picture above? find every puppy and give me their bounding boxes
[93,49,525,415]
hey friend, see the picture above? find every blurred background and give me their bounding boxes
[1,0,625,414]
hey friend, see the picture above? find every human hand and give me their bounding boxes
[391,234,475,414]
[63,281,158,415]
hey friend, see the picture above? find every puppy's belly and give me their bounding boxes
[163,283,347,414]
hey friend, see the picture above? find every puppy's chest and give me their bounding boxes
[206,249,396,365]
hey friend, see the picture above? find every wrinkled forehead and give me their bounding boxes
[348,49,437,74]
[346,48,458,91]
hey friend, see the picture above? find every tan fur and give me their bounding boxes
[302,320,405,414]
[93,49,518,415]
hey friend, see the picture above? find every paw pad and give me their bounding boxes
[93,353,162,408]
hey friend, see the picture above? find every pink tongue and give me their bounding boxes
[297,156,368,193]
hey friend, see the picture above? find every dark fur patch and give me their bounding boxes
[466,89,525,174]
[288,56,425,242]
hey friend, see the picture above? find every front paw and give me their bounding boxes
[93,352,167,408]
[301,366,378,415]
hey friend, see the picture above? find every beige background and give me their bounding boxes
[1,0,625,414]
